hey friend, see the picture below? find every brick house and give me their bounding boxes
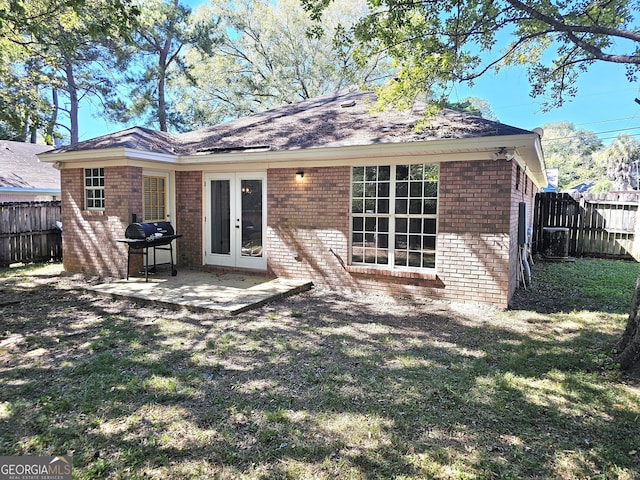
[40,90,546,307]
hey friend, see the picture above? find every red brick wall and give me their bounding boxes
[175,171,202,266]
[61,159,538,307]
[507,163,538,300]
[267,161,520,307]
[267,167,351,283]
[437,160,513,306]
[61,166,141,277]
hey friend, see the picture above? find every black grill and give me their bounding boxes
[117,222,182,281]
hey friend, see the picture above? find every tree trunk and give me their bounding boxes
[44,88,58,146]
[65,61,79,144]
[157,40,169,132]
[616,275,640,373]
[158,63,167,132]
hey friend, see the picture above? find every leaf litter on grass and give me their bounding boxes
[0,261,639,479]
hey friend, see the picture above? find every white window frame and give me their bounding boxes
[143,174,167,222]
[350,163,438,271]
[84,167,105,211]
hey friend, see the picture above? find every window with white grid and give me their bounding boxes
[85,168,105,210]
[351,163,438,270]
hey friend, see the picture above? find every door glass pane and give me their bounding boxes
[241,179,263,257]
[211,180,231,254]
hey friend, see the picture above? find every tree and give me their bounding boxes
[617,277,640,374]
[110,0,217,132]
[541,122,604,190]
[598,135,640,191]
[305,0,640,372]
[445,97,497,120]
[0,57,52,142]
[303,0,640,109]
[0,0,139,144]
[173,0,389,127]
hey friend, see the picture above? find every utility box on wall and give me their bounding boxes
[518,202,528,246]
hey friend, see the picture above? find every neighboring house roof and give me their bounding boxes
[563,181,595,194]
[42,89,547,186]
[0,141,59,192]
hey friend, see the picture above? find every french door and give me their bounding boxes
[204,172,266,270]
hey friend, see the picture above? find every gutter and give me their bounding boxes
[38,133,547,188]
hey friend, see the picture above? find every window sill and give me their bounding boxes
[81,210,105,217]
[345,265,438,280]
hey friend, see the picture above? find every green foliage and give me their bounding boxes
[0,59,52,142]
[108,0,218,132]
[303,0,640,111]
[444,97,497,120]
[542,123,640,192]
[599,134,640,191]
[541,121,604,190]
[173,0,390,127]
[517,258,639,313]
[0,0,140,143]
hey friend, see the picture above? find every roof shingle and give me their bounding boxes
[0,141,58,190]
[50,90,533,156]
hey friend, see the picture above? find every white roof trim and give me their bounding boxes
[38,147,177,164]
[39,134,547,187]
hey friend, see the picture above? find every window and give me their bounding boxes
[85,168,104,210]
[351,163,438,270]
[143,175,166,221]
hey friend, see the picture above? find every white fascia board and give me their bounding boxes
[37,134,547,186]
[179,133,545,176]
[532,137,548,187]
[38,147,178,166]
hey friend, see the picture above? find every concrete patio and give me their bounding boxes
[88,269,313,314]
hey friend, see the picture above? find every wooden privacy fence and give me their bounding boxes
[0,201,62,267]
[532,192,640,260]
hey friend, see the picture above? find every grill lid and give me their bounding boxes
[125,222,174,240]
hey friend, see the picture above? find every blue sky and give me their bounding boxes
[452,61,640,145]
[77,4,640,147]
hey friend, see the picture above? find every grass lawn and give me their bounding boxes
[1,258,640,479]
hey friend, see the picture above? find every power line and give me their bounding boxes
[573,115,640,127]
[593,132,640,142]
[545,125,640,143]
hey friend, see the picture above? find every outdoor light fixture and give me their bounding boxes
[295,171,304,182]
[492,147,507,161]
[493,147,515,161]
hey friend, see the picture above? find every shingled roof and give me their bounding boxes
[51,90,533,156]
[0,141,58,190]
